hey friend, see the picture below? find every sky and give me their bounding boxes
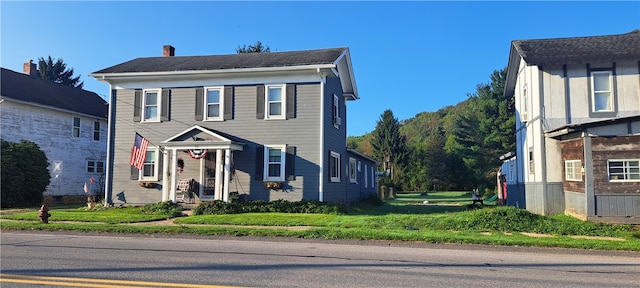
[2,1,639,136]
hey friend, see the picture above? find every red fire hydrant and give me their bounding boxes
[38,204,51,224]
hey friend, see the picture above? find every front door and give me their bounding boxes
[201,152,216,201]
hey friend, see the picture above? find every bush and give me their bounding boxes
[1,140,51,208]
[192,199,343,215]
[141,201,183,218]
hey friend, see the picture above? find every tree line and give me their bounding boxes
[349,68,514,193]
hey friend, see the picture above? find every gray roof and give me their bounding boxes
[93,47,348,74]
[511,30,640,66]
[1,68,108,119]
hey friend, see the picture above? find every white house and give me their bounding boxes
[0,62,108,203]
[504,30,640,223]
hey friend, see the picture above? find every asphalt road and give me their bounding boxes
[1,232,639,288]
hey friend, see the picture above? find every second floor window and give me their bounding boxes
[333,94,341,128]
[266,85,285,119]
[143,89,160,122]
[72,117,80,137]
[591,71,613,112]
[205,87,224,121]
[93,121,100,141]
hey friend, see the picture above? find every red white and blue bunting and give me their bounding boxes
[188,149,207,159]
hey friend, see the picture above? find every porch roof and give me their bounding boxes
[161,125,244,151]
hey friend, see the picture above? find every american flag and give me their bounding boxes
[130,133,149,170]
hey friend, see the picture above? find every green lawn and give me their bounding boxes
[2,192,639,251]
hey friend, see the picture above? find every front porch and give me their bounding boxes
[160,125,244,204]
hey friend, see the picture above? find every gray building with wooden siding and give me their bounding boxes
[91,46,376,206]
[504,30,640,223]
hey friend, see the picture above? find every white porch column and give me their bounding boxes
[170,149,178,202]
[223,149,231,202]
[214,149,223,200]
[162,149,169,201]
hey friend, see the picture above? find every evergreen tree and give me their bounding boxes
[236,41,271,53]
[37,56,84,88]
[371,109,407,184]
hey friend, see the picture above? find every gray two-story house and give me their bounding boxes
[91,46,377,206]
[504,30,640,223]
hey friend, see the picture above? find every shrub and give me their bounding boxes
[1,140,51,208]
[141,201,183,218]
[192,199,343,215]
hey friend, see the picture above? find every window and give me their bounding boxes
[565,160,582,181]
[608,160,640,181]
[330,151,341,182]
[349,158,357,183]
[205,87,224,121]
[140,149,158,180]
[93,121,100,141]
[371,166,375,187]
[364,164,368,188]
[143,89,161,122]
[87,161,105,173]
[333,94,341,128]
[591,71,613,112]
[72,117,80,137]
[266,85,285,119]
[264,145,286,181]
[528,148,534,174]
[522,86,528,121]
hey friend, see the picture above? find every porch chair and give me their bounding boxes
[176,178,195,204]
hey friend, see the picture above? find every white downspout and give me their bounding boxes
[319,75,326,202]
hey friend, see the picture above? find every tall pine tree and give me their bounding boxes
[37,56,84,88]
[371,109,407,184]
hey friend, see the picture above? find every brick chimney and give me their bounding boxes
[163,45,175,57]
[23,59,38,78]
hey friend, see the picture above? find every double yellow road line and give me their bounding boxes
[0,274,245,288]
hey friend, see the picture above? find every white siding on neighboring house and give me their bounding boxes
[0,100,108,196]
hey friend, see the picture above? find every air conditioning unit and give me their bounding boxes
[334,116,342,126]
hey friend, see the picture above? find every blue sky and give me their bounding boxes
[2,1,638,136]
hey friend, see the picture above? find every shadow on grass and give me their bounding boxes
[347,191,479,216]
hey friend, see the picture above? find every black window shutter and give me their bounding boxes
[256,85,265,119]
[161,89,170,121]
[286,146,296,181]
[286,84,296,119]
[224,86,234,120]
[195,87,204,121]
[133,89,142,122]
[130,165,139,180]
[328,150,332,182]
[255,146,264,180]
[157,151,163,180]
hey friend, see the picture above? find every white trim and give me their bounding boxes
[142,89,161,122]
[319,81,325,202]
[591,71,614,113]
[607,159,640,182]
[203,86,224,121]
[349,157,357,183]
[90,64,336,80]
[139,147,160,181]
[72,116,81,137]
[330,151,341,183]
[265,84,286,120]
[264,145,286,182]
[333,94,340,128]
[564,160,582,181]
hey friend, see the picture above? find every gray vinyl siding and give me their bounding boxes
[322,77,350,203]
[110,83,323,204]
